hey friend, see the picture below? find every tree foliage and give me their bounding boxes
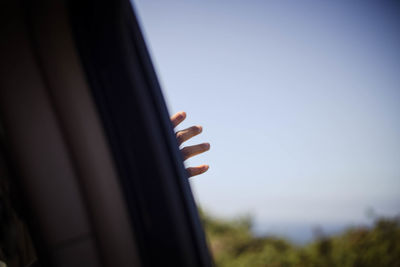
[200,210,400,267]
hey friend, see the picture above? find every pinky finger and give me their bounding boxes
[186,165,209,178]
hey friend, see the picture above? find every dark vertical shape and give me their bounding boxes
[67,0,213,266]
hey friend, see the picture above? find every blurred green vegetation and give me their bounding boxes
[200,210,400,267]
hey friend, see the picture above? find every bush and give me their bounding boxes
[200,210,400,267]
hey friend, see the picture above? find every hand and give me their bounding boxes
[171,111,210,177]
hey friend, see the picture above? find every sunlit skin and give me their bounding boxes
[171,111,210,177]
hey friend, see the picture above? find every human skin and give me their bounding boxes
[170,111,210,177]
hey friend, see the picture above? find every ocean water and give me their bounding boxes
[252,221,374,245]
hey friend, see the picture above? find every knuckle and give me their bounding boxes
[176,132,183,142]
[181,147,190,158]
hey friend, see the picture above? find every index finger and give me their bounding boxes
[170,111,186,128]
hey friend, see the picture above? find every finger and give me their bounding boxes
[170,111,186,128]
[186,165,209,178]
[176,125,202,146]
[181,143,210,161]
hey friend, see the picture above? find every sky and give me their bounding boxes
[132,0,400,242]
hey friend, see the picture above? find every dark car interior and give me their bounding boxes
[0,0,213,266]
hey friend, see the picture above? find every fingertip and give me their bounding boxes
[186,164,209,178]
[197,164,209,172]
[203,143,211,150]
[179,111,186,119]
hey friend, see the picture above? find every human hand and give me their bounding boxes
[171,111,210,177]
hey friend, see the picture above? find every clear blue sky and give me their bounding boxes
[132,0,400,239]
